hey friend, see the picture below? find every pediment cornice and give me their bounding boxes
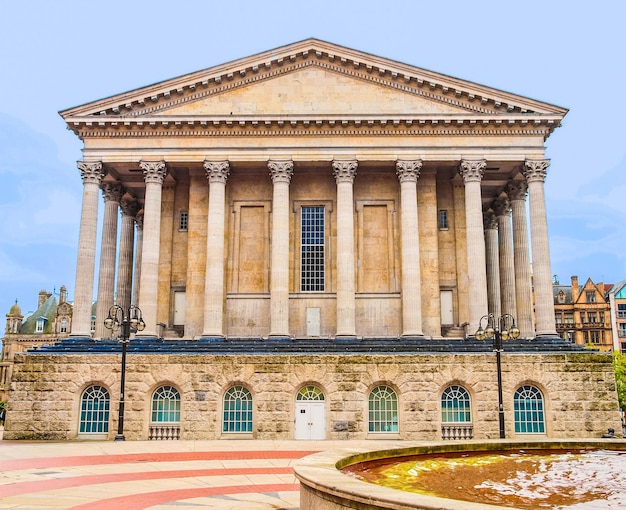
[60,39,568,132]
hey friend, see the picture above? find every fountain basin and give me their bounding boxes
[294,439,626,510]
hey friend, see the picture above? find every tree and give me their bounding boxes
[613,351,626,411]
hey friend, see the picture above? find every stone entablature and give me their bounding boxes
[4,351,619,441]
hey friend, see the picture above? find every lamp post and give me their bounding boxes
[103,304,145,441]
[475,313,520,439]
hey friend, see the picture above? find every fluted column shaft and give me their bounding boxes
[137,161,167,337]
[460,160,489,334]
[507,181,534,338]
[202,161,229,337]
[524,159,557,337]
[116,199,137,314]
[269,161,294,337]
[132,214,143,307]
[484,211,501,318]
[396,160,424,336]
[71,161,104,337]
[95,182,122,339]
[493,198,517,318]
[333,160,357,337]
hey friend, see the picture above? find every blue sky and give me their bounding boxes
[1,0,625,329]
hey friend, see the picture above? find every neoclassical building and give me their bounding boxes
[4,40,621,441]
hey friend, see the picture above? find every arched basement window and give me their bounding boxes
[441,385,471,423]
[368,385,398,433]
[79,385,110,433]
[514,385,545,434]
[151,386,181,423]
[223,385,253,433]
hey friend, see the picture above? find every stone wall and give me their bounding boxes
[4,351,621,441]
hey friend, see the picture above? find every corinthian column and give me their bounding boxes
[396,160,424,336]
[460,160,489,334]
[523,159,557,337]
[71,161,105,337]
[202,161,229,338]
[484,211,501,318]
[136,161,167,337]
[116,198,138,314]
[132,212,143,307]
[506,180,534,338]
[333,160,357,338]
[268,160,294,338]
[492,197,517,318]
[95,182,122,339]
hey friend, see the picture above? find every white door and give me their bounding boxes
[440,290,453,325]
[306,307,321,337]
[174,291,186,326]
[295,402,326,440]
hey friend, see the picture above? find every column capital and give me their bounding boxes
[523,159,550,183]
[100,182,123,203]
[459,159,487,183]
[135,212,144,230]
[77,161,104,185]
[506,180,528,201]
[120,198,139,218]
[332,160,358,183]
[396,159,422,183]
[268,160,294,184]
[484,210,498,230]
[203,160,230,184]
[140,160,167,184]
[492,197,511,217]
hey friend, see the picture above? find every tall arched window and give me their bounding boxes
[151,386,181,423]
[223,386,253,433]
[441,385,471,423]
[368,385,398,433]
[79,385,110,433]
[514,385,545,434]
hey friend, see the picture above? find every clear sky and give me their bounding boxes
[1,0,625,329]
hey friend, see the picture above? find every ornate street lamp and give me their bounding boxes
[475,313,520,439]
[103,304,145,441]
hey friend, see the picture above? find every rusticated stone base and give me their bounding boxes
[3,351,621,441]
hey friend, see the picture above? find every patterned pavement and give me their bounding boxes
[0,430,402,509]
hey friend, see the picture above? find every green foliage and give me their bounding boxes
[613,352,626,411]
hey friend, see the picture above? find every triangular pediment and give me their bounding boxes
[60,38,568,125]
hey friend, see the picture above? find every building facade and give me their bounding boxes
[4,40,622,441]
[553,276,613,351]
[608,280,626,352]
[0,287,72,402]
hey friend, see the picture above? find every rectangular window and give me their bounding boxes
[301,206,325,292]
[179,211,188,231]
[588,312,597,323]
[580,312,586,323]
[619,323,626,338]
[564,312,574,324]
[618,304,626,318]
[438,210,449,230]
[586,291,596,303]
[590,330,601,344]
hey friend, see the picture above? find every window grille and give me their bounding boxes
[151,386,181,423]
[79,386,110,433]
[301,206,325,292]
[179,211,188,231]
[441,385,471,423]
[296,386,325,401]
[368,385,398,433]
[514,385,545,434]
[223,386,253,433]
[438,210,449,229]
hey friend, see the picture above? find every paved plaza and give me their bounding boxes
[0,426,405,509]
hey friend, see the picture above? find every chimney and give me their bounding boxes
[571,276,579,302]
[38,290,52,308]
[59,285,67,304]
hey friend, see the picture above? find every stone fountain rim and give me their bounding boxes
[294,439,626,510]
